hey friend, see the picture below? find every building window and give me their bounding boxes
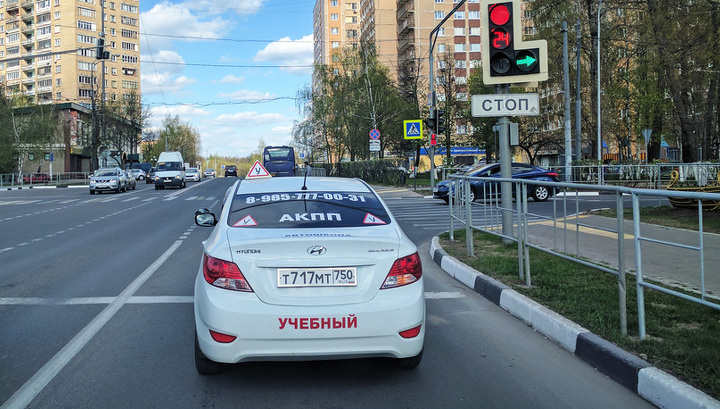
[55,38,60,46]
[470,43,480,52]
[455,11,464,19]
[454,27,464,35]
[56,78,61,86]
[331,41,339,48]
[79,89,94,98]
[77,20,96,31]
[435,0,443,3]
[468,10,479,19]
[56,92,61,99]
[330,0,337,6]
[438,28,445,36]
[438,44,446,52]
[330,13,338,20]
[454,60,466,68]
[455,76,466,84]
[78,7,94,17]
[331,27,338,34]
[435,11,445,19]
[454,43,465,52]
[345,16,356,23]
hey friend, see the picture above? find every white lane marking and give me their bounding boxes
[0,296,194,305]
[0,240,183,409]
[0,294,459,306]
[425,292,464,299]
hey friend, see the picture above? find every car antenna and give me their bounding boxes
[301,165,308,190]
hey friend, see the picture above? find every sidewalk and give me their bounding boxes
[526,214,719,297]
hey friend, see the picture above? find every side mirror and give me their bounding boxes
[194,208,217,227]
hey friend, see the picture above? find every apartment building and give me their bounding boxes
[313,0,361,74]
[0,0,140,105]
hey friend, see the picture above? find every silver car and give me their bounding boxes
[89,167,127,194]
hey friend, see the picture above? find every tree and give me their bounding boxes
[0,87,59,175]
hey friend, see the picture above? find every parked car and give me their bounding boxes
[433,162,560,203]
[130,169,146,180]
[125,170,137,190]
[23,173,50,183]
[203,168,216,178]
[224,165,238,177]
[89,167,126,194]
[186,167,201,182]
[146,167,156,184]
[192,177,425,374]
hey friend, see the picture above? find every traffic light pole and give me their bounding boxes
[496,84,514,241]
[428,0,466,191]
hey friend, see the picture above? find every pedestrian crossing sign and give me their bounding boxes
[403,120,423,140]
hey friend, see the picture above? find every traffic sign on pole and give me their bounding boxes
[403,120,423,140]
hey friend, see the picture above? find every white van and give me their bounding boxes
[154,151,186,190]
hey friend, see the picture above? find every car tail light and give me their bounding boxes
[381,252,422,289]
[399,325,422,339]
[547,172,559,178]
[203,253,253,292]
[209,329,237,343]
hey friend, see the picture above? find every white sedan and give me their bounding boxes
[193,176,425,374]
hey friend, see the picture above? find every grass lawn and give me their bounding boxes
[439,228,720,400]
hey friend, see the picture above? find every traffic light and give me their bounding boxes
[96,37,109,60]
[425,108,436,131]
[480,0,547,85]
[430,133,437,146]
[436,109,446,134]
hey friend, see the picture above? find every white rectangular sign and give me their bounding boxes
[471,94,540,117]
[369,139,381,152]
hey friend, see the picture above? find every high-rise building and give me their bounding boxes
[0,0,140,105]
[313,0,360,75]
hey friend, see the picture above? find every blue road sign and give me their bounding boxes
[403,120,423,140]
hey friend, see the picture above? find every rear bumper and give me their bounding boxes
[194,274,425,364]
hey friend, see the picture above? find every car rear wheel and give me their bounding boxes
[195,332,223,375]
[532,185,551,201]
[468,187,477,202]
[396,348,423,369]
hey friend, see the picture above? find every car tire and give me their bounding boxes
[155,185,159,190]
[89,190,95,195]
[116,186,121,193]
[195,332,223,375]
[396,348,423,369]
[532,185,551,202]
[468,187,477,202]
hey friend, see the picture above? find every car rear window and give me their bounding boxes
[228,191,391,228]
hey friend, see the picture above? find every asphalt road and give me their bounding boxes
[0,179,654,408]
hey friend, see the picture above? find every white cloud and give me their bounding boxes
[140,2,232,54]
[217,75,246,84]
[142,72,196,95]
[215,90,276,101]
[213,112,288,126]
[253,35,314,74]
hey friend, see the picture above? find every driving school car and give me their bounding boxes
[193,176,425,374]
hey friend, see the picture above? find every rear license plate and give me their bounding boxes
[277,268,357,287]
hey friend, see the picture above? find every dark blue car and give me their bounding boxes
[433,163,560,203]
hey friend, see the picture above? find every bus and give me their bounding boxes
[263,146,296,177]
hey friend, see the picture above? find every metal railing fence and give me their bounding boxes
[0,172,92,188]
[438,163,720,189]
[446,174,720,339]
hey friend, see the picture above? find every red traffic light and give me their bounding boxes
[489,4,510,25]
[430,133,437,146]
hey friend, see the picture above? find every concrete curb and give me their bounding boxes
[429,236,720,409]
[4,185,87,191]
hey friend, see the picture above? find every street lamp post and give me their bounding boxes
[597,0,603,169]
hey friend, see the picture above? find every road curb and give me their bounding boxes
[429,236,720,409]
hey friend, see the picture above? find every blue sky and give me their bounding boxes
[139,0,314,158]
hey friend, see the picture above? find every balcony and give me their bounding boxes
[22,37,35,46]
[22,62,35,71]
[396,3,413,20]
[398,17,414,35]
[398,37,414,52]
[6,0,19,11]
[22,22,34,34]
[22,76,35,84]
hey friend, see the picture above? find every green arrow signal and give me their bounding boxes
[517,55,536,67]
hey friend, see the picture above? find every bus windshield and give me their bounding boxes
[263,146,296,177]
